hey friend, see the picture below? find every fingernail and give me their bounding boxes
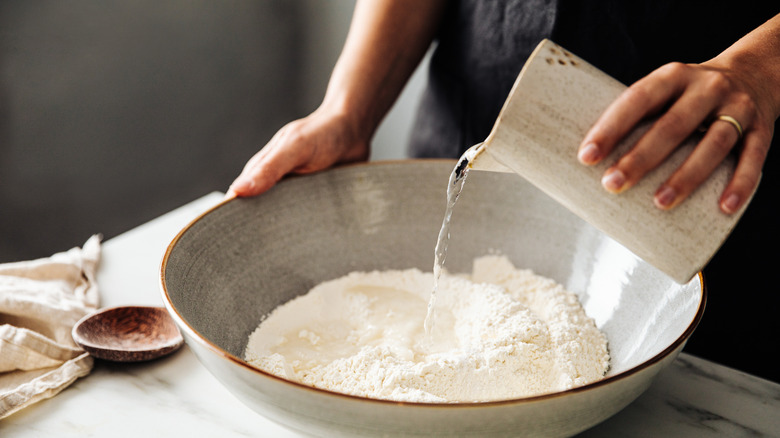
[601,169,626,192]
[721,193,740,214]
[229,178,254,195]
[654,185,677,209]
[578,142,600,164]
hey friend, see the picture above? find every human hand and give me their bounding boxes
[227,109,370,198]
[577,61,776,214]
[228,0,446,199]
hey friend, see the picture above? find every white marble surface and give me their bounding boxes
[2,192,779,437]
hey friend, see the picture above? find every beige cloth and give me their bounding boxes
[0,235,100,419]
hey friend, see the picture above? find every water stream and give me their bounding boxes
[423,145,482,343]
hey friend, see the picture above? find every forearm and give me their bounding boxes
[320,0,447,140]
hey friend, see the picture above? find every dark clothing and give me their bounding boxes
[409,0,780,382]
[410,0,777,156]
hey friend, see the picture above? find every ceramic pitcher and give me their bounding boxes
[468,39,756,284]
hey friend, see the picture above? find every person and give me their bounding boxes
[229,1,780,382]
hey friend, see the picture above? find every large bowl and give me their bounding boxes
[160,160,704,437]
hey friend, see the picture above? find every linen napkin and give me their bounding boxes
[0,235,100,419]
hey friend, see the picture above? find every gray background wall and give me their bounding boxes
[0,0,427,262]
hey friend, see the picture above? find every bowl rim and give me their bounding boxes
[159,159,707,408]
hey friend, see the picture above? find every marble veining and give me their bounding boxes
[676,354,780,402]
[664,397,762,436]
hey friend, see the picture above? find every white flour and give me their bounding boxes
[244,255,609,403]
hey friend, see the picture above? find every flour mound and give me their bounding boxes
[244,255,609,403]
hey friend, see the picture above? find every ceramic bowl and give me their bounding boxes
[160,160,704,437]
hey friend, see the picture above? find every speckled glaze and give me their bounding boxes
[161,161,704,438]
[72,306,183,362]
[470,39,756,284]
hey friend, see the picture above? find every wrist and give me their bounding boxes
[712,16,780,120]
[319,86,383,144]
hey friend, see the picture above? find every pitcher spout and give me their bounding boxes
[464,142,513,174]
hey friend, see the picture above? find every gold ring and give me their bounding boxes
[715,115,744,139]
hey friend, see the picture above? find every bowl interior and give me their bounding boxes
[163,160,703,382]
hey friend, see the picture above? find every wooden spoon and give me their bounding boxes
[72,306,183,362]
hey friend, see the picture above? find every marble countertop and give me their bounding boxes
[2,192,779,437]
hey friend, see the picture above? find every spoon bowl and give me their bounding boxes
[72,306,184,362]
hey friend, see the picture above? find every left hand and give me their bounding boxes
[577,59,776,214]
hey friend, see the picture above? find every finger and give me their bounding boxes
[579,63,688,165]
[601,90,719,193]
[719,131,768,214]
[652,117,740,209]
[229,140,308,197]
[227,154,273,198]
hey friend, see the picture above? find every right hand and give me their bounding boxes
[227,108,370,198]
